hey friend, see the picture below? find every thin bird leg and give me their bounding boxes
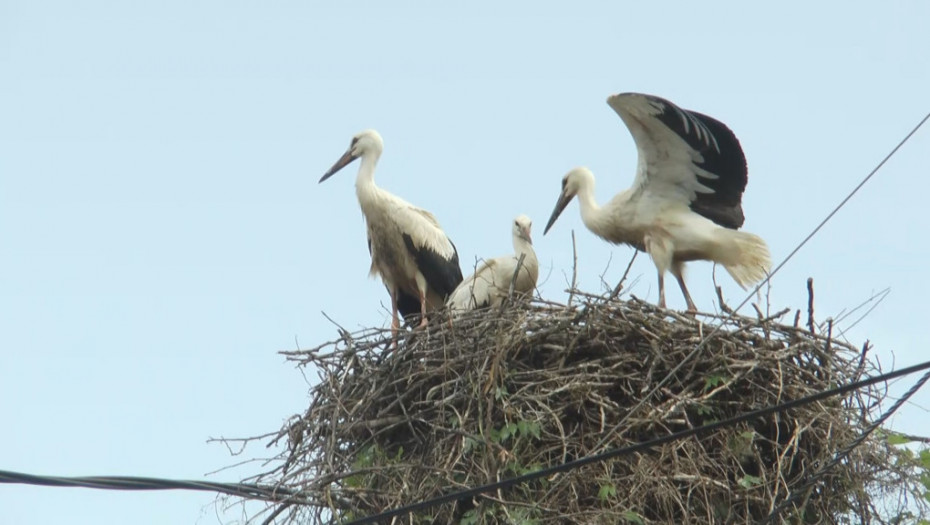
[657,272,667,309]
[416,289,429,330]
[390,290,400,348]
[671,261,697,313]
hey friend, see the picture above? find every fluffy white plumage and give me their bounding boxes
[544,93,770,312]
[447,214,538,314]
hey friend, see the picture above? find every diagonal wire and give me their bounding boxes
[343,111,930,524]
[760,367,930,524]
[9,114,922,521]
[343,359,930,525]
[592,111,930,451]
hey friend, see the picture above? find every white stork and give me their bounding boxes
[320,129,464,342]
[543,93,771,312]
[447,214,539,314]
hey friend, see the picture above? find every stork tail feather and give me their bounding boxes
[717,230,771,289]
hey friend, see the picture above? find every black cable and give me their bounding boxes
[0,470,301,503]
[3,354,926,524]
[5,363,924,523]
[343,359,930,525]
[760,367,930,524]
[592,111,930,451]
[4,116,926,521]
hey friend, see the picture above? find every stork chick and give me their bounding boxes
[544,93,770,312]
[447,214,538,314]
[320,129,463,344]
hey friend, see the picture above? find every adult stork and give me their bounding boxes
[320,129,463,342]
[447,214,539,314]
[544,93,771,312]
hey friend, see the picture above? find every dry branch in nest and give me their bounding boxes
[236,295,928,524]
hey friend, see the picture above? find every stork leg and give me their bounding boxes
[645,234,673,311]
[671,261,697,313]
[389,291,400,348]
[657,272,666,309]
[415,289,429,330]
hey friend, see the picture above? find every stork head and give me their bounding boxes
[319,129,384,183]
[513,214,533,244]
[544,167,595,235]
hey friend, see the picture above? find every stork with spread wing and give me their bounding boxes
[545,93,770,312]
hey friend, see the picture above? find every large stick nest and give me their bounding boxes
[244,294,925,524]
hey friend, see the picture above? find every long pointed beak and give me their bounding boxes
[543,191,573,235]
[319,149,358,183]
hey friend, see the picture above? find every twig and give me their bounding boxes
[228,283,919,524]
[888,432,930,444]
[836,288,891,338]
[261,502,293,525]
[807,278,816,334]
[608,251,638,301]
[504,253,528,307]
[321,310,351,340]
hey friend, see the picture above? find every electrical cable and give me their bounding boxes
[343,359,930,525]
[0,470,300,503]
[592,111,930,451]
[760,367,930,524]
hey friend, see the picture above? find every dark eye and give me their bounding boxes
[350,137,359,147]
[561,177,568,188]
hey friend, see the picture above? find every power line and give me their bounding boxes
[343,359,930,525]
[4,114,925,524]
[592,111,930,450]
[761,366,930,524]
[0,470,299,503]
[6,359,927,522]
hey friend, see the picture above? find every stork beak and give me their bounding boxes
[319,149,358,183]
[544,190,572,235]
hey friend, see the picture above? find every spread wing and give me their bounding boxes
[607,92,748,229]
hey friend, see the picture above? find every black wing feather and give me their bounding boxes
[396,292,421,320]
[402,233,464,300]
[650,96,748,229]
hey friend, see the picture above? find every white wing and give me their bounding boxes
[447,259,498,312]
[447,254,537,314]
[384,193,457,259]
[607,93,748,229]
[362,188,463,302]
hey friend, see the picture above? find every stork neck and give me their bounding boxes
[511,237,537,284]
[513,237,535,259]
[576,184,602,229]
[354,151,381,200]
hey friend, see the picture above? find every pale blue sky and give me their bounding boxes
[2,1,929,523]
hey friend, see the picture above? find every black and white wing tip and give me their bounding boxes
[608,92,749,229]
